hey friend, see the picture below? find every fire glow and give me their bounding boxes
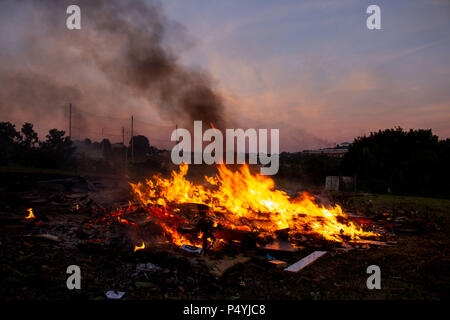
[25,208,35,219]
[127,164,378,246]
[134,242,146,252]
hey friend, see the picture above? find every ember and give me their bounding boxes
[25,208,35,219]
[134,242,146,252]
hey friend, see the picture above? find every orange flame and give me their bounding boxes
[130,164,378,244]
[134,242,145,252]
[25,208,35,219]
[159,222,197,246]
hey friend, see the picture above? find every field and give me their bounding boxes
[0,168,449,300]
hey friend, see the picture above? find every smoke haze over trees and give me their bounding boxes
[0,0,226,142]
[0,122,75,169]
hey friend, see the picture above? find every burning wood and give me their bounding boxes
[25,208,35,219]
[134,242,146,252]
[118,164,380,250]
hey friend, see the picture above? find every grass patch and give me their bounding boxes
[346,193,450,228]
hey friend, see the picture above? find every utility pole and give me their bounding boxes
[101,128,104,156]
[68,103,72,139]
[122,126,126,165]
[131,116,134,163]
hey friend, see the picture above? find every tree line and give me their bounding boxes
[2,122,449,198]
[278,127,450,198]
[0,122,75,169]
[342,127,450,198]
[0,121,157,170]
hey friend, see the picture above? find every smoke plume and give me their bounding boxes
[0,0,226,140]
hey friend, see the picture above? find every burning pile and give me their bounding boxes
[121,164,379,250]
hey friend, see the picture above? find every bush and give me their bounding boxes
[343,127,450,198]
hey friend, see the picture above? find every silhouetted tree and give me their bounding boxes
[100,138,112,158]
[20,123,38,148]
[0,122,20,164]
[343,127,449,198]
[129,135,150,161]
[39,129,75,168]
[0,122,78,169]
[14,123,40,166]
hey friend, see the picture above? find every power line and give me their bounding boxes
[134,118,173,127]
[72,106,174,129]
[68,103,72,139]
[71,107,129,121]
[66,103,174,148]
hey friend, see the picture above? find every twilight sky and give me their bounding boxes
[0,0,449,151]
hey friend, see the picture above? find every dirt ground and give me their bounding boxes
[0,169,449,300]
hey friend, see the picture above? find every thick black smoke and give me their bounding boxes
[0,0,226,137]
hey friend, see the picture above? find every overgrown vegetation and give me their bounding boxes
[343,128,450,198]
[278,127,450,199]
[278,153,343,187]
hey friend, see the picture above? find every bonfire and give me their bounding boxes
[112,164,380,251]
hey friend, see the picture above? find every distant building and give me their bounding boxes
[339,142,351,148]
[302,142,350,158]
[325,176,355,191]
[72,139,104,159]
